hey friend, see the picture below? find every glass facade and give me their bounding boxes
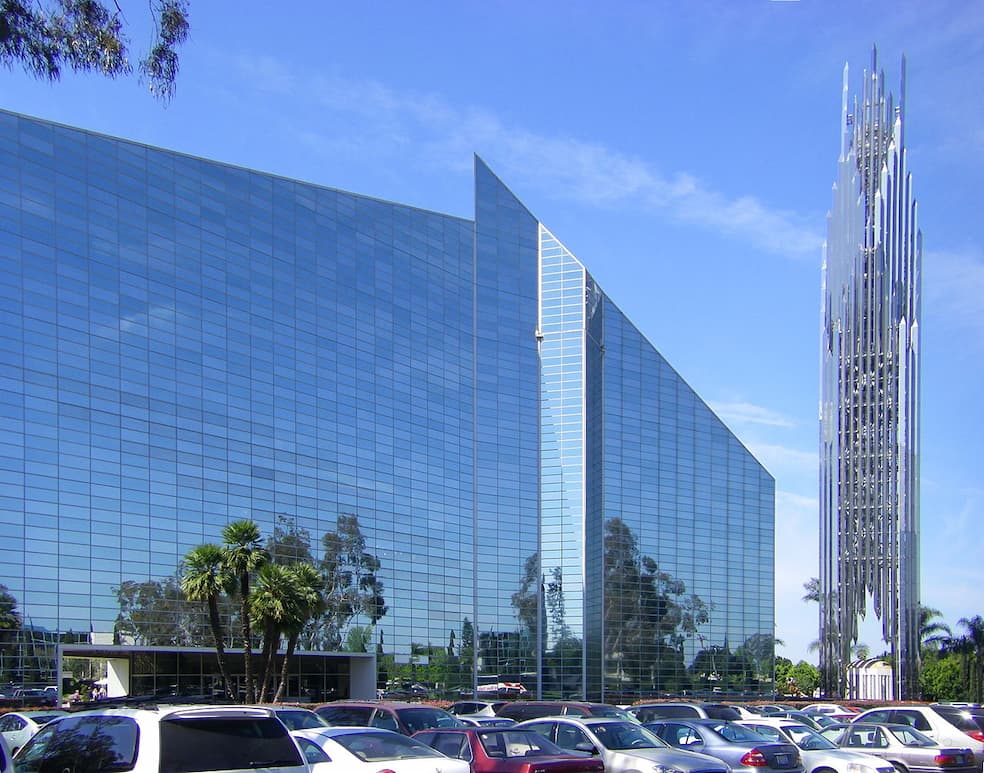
[0,110,774,701]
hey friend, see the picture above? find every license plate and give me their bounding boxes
[774,755,790,767]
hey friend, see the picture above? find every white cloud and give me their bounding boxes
[709,401,797,428]
[232,58,823,260]
[745,442,817,480]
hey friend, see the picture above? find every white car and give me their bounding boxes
[0,731,12,773]
[292,726,470,773]
[802,705,858,717]
[0,710,68,754]
[15,704,309,773]
[737,719,898,773]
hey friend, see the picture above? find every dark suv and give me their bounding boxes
[315,700,467,735]
[496,701,634,722]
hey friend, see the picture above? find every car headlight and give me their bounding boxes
[653,766,685,773]
[846,763,879,773]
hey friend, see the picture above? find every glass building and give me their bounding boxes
[0,109,774,702]
[820,50,921,699]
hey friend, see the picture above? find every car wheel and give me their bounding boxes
[813,766,837,773]
[889,762,908,773]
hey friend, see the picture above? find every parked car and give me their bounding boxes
[13,704,308,773]
[448,702,507,717]
[803,705,859,717]
[271,706,329,730]
[852,706,984,761]
[413,727,606,773]
[645,717,805,773]
[827,721,978,773]
[762,712,825,731]
[315,700,467,735]
[0,709,68,754]
[497,702,636,723]
[628,703,742,723]
[736,717,898,773]
[515,715,733,773]
[457,716,517,728]
[293,726,470,773]
[0,732,11,773]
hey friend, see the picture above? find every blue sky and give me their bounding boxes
[3,0,982,665]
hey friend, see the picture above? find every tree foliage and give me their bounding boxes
[603,518,708,693]
[0,0,189,100]
[114,576,214,646]
[0,584,20,630]
[171,514,385,703]
[301,514,387,651]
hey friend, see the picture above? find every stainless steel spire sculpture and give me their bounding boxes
[819,48,921,699]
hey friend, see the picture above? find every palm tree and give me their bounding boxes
[919,606,951,652]
[250,562,296,702]
[180,544,234,699]
[956,615,984,702]
[274,563,325,703]
[222,519,269,703]
[802,577,821,604]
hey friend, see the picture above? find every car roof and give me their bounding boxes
[293,726,404,739]
[319,700,433,709]
[57,704,278,720]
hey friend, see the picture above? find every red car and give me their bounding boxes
[413,727,606,773]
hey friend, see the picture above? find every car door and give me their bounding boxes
[0,715,27,751]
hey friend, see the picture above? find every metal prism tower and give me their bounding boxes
[819,48,922,699]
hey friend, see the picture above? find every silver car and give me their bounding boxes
[646,718,805,773]
[829,722,978,773]
[737,718,897,773]
[517,716,732,773]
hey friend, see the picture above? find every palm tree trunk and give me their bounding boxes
[207,598,234,701]
[274,632,300,703]
[239,578,254,703]
[259,623,279,702]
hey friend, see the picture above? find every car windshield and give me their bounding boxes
[784,726,838,751]
[478,730,566,758]
[396,708,466,733]
[887,727,936,747]
[707,722,770,743]
[591,722,666,750]
[332,731,440,762]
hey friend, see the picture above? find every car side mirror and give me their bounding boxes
[575,742,598,754]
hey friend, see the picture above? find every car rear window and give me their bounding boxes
[15,715,139,773]
[331,730,440,762]
[932,707,981,732]
[316,706,373,725]
[395,707,464,733]
[160,716,302,773]
[654,706,700,718]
